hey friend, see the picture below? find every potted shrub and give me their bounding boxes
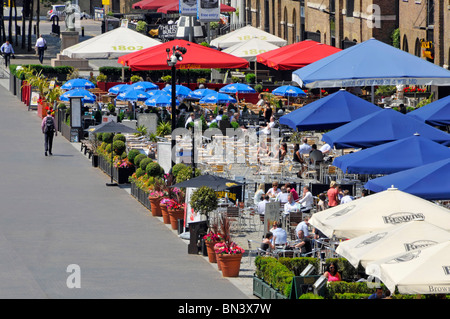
[148,177,164,217]
[167,188,186,230]
[190,186,218,221]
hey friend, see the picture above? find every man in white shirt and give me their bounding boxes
[257,195,270,215]
[320,143,332,155]
[283,193,299,215]
[0,40,14,67]
[35,34,47,64]
[340,189,354,204]
[275,186,290,204]
[185,112,195,128]
[271,222,287,246]
[295,216,310,239]
[299,137,312,155]
[298,186,313,214]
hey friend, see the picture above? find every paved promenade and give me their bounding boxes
[0,75,253,299]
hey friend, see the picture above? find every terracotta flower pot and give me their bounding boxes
[215,252,223,271]
[220,254,243,277]
[205,241,218,263]
[149,196,162,217]
[160,203,170,224]
[168,208,184,230]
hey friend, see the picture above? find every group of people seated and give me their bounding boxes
[292,137,333,178]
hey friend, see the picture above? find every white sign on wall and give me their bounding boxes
[180,0,197,16]
[197,0,220,22]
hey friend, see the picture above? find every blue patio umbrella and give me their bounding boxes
[364,158,450,200]
[148,89,171,97]
[407,95,450,126]
[116,89,150,101]
[322,108,450,149]
[162,84,193,98]
[61,78,96,90]
[108,84,129,94]
[60,88,96,103]
[292,38,450,89]
[199,92,237,104]
[272,85,306,97]
[144,94,179,107]
[279,89,380,131]
[187,88,217,100]
[332,134,450,175]
[129,81,159,92]
[219,83,256,94]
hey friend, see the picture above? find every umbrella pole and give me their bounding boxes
[371,85,375,104]
[107,133,118,186]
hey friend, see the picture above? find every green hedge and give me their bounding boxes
[254,256,294,297]
[10,64,74,80]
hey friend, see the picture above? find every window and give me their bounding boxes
[346,0,354,17]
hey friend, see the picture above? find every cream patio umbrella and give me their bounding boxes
[335,220,450,268]
[365,241,450,295]
[210,25,287,49]
[309,187,450,240]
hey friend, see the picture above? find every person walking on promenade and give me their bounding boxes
[1,40,14,67]
[41,110,57,156]
[35,35,47,64]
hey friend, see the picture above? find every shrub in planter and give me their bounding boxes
[113,140,126,156]
[96,133,103,142]
[113,133,126,143]
[102,132,114,144]
[190,186,218,218]
[105,144,112,153]
[139,158,153,171]
[146,161,164,177]
[127,149,141,165]
[134,154,147,168]
[172,163,187,178]
[245,73,256,84]
[299,293,324,299]
[135,167,145,178]
[254,256,294,297]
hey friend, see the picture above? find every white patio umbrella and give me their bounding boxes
[335,220,450,268]
[210,25,287,49]
[309,187,450,240]
[365,241,450,295]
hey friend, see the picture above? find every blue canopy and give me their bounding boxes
[61,78,96,90]
[279,89,381,131]
[128,81,159,92]
[60,89,96,103]
[188,88,217,100]
[292,38,450,88]
[144,94,179,107]
[332,134,450,174]
[219,83,256,94]
[162,84,193,98]
[322,108,450,149]
[407,95,450,126]
[364,158,450,200]
[199,92,237,104]
[147,89,171,97]
[272,85,306,97]
[116,89,150,101]
[108,84,129,94]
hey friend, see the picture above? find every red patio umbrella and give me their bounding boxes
[157,2,236,14]
[133,0,177,10]
[256,39,342,71]
[117,39,249,71]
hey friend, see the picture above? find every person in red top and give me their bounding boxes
[285,183,299,201]
[323,263,341,282]
[327,181,340,207]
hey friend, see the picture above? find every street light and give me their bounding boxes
[166,45,187,168]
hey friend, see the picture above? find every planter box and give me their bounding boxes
[252,276,288,299]
[61,121,72,141]
[91,154,99,167]
[112,166,135,184]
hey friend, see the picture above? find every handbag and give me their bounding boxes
[43,44,48,50]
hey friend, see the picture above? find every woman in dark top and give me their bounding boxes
[293,144,306,177]
[261,232,275,253]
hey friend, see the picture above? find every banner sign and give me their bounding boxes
[158,24,178,40]
[197,0,220,22]
[180,0,197,16]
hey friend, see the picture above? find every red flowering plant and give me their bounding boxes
[203,219,223,243]
[113,157,133,168]
[213,214,245,255]
[148,177,164,198]
[166,200,185,210]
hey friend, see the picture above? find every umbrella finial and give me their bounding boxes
[414,132,420,136]
[388,185,398,191]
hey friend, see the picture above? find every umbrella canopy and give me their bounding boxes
[187,88,217,100]
[118,39,249,71]
[308,187,450,239]
[279,89,380,131]
[332,134,450,175]
[116,89,151,101]
[87,120,139,134]
[322,108,450,149]
[364,158,450,200]
[162,84,193,98]
[148,89,171,97]
[171,174,242,191]
[272,85,306,97]
[157,1,236,13]
[210,25,287,49]
[61,78,95,90]
[199,92,237,104]
[407,95,450,126]
[128,81,159,92]
[61,27,161,59]
[144,94,179,107]
[60,89,96,103]
[133,0,175,10]
[365,241,450,295]
[222,37,280,62]
[256,39,342,71]
[108,84,130,95]
[335,220,450,268]
[292,38,450,88]
[219,83,256,94]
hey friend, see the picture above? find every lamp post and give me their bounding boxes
[166,45,187,168]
